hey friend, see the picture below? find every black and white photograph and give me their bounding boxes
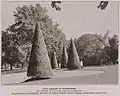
[1,1,119,85]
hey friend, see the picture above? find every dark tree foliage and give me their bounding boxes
[27,22,53,78]
[51,51,58,69]
[61,46,68,68]
[2,30,26,70]
[97,1,109,10]
[106,35,118,64]
[75,34,110,66]
[50,1,109,11]
[51,1,62,11]
[5,3,66,68]
[67,38,81,70]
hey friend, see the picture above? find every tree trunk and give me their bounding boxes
[21,63,24,69]
[1,64,3,69]
[5,64,7,70]
[10,64,13,70]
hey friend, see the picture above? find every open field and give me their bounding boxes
[1,65,118,85]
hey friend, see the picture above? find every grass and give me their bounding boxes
[1,64,115,75]
[21,65,118,85]
[1,67,27,75]
[1,65,118,85]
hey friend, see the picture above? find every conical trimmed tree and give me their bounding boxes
[27,21,53,79]
[51,51,58,69]
[80,60,83,68]
[61,46,68,68]
[67,38,81,70]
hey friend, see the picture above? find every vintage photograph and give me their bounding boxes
[1,1,119,85]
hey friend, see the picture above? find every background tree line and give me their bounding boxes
[2,3,118,71]
[2,3,66,70]
[74,32,118,66]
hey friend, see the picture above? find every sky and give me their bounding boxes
[1,1,119,40]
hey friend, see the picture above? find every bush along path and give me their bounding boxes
[61,46,68,68]
[67,38,81,70]
[27,21,53,79]
[51,51,58,69]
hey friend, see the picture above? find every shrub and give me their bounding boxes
[27,22,53,79]
[67,38,81,70]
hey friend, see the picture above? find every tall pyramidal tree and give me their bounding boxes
[67,38,81,70]
[51,51,58,69]
[27,21,53,79]
[61,46,68,68]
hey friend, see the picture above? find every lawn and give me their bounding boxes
[1,65,118,85]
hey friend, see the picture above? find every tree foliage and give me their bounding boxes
[51,1,62,11]
[50,1,109,11]
[2,30,26,70]
[97,1,109,10]
[2,3,66,69]
[105,35,118,64]
[75,34,110,66]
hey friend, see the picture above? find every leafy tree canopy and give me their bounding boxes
[50,1,109,11]
[2,3,66,69]
[74,34,110,66]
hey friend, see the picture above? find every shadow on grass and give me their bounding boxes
[2,68,27,75]
[55,68,61,70]
[21,77,51,83]
[63,68,104,72]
